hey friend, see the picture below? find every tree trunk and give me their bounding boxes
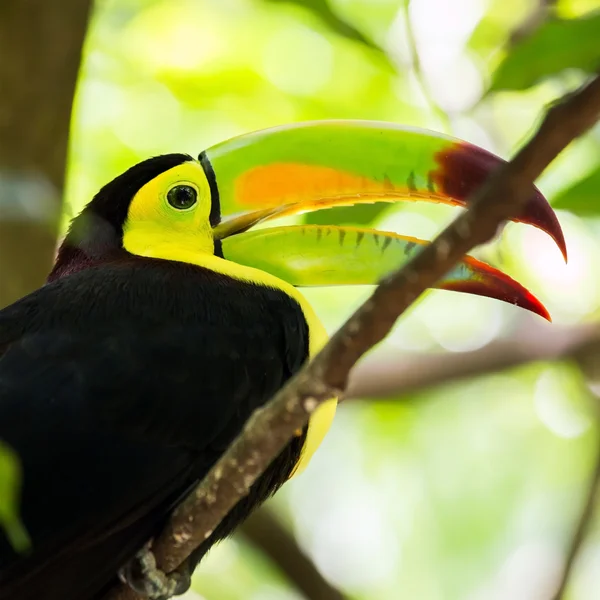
[0,0,93,308]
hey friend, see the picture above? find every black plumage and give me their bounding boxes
[0,156,310,600]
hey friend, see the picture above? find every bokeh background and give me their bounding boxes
[4,0,600,599]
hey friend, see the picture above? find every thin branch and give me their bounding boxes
[346,319,600,400]
[552,430,600,600]
[403,0,451,129]
[264,0,387,58]
[240,508,344,600]
[509,0,557,46]
[105,74,600,600]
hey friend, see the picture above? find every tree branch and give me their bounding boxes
[552,429,600,600]
[509,0,557,46]
[240,509,344,600]
[403,0,451,129]
[105,74,600,600]
[345,319,600,400]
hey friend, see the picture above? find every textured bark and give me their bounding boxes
[0,0,92,308]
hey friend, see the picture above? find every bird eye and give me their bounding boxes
[167,184,198,210]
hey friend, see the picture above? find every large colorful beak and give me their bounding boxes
[222,225,550,321]
[201,120,565,320]
[204,120,566,262]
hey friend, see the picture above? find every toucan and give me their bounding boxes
[0,121,565,600]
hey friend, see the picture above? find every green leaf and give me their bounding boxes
[490,12,600,91]
[263,0,385,55]
[0,442,30,553]
[552,165,600,216]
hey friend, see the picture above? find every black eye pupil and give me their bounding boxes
[167,185,197,209]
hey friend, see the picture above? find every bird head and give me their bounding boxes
[52,120,566,320]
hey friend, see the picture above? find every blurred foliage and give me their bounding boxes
[553,166,600,216]
[0,442,29,553]
[1,0,598,598]
[263,0,388,56]
[490,11,600,92]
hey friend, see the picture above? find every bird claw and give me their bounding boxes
[119,543,191,599]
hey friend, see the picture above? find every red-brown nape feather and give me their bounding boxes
[49,154,193,281]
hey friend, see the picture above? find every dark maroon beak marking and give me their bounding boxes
[430,142,567,262]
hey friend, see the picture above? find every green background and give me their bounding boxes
[9,0,599,598]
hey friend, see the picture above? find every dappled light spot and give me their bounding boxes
[470,541,563,600]
[420,291,504,352]
[568,544,600,600]
[375,209,438,240]
[534,368,591,439]
[114,82,182,152]
[262,25,333,96]
[122,2,225,72]
[310,493,401,590]
[516,214,600,319]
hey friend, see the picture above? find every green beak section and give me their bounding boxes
[206,120,566,261]
[222,225,550,321]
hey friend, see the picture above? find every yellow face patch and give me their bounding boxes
[123,161,215,259]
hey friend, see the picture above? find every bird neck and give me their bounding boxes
[48,209,127,282]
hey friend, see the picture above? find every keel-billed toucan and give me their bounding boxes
[0,121,565,600]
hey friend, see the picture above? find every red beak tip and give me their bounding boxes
[505,283,551,322]
[554,233,568,264]
[440,278,551,322]
[561,246,568,264]
[530,300,552,322]
[527,189,568,264]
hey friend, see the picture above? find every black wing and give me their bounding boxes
[0,259,309,600]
